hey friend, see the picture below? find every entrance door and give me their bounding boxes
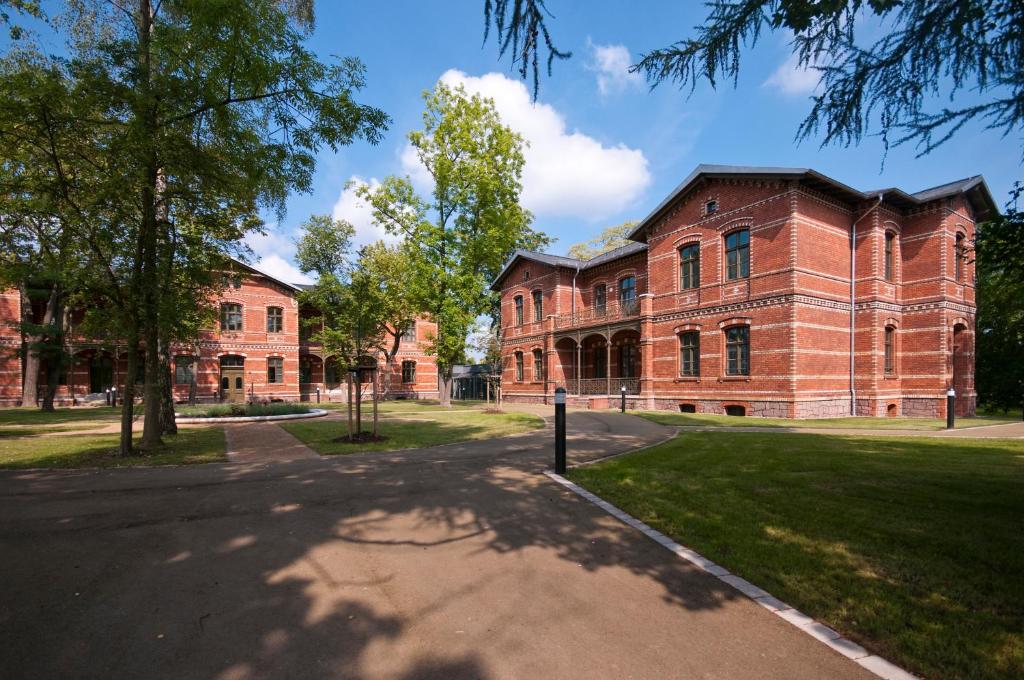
[219,355,246,402]
[90,355,113,393]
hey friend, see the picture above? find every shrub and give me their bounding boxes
[177,403,312,418]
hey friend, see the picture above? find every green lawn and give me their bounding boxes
[0,405,124,437]
[569,432,1024,680]
[314,399,486,413]
[0,426,226,469]
[635,410,1019,430]
[282,408,544,455]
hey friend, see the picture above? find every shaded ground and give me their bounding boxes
[570,431,1024,680]
[0,411,874,680]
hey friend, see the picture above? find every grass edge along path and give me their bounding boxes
[634,410,1019,431]
[281,409,544,455]
[568,431,1024,680]
[0,426,227,469]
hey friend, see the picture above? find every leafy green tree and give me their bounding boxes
[0,1,388,455]
[975,184,1024,412]
[485,0,1024,157]
[566,220,637,260]
[358,83,549,406]
[357,242,419,397]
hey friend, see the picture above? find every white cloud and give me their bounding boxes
[245,228,313,285]
[331,176,403,248]
[586,40,642,95]
[763,53,821,95]
[402,70,651,221]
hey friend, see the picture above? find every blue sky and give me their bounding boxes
[12,2,1020,284]
[243,1,1020,284]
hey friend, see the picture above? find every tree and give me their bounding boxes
[566,220,637,260]
[975,183,1024,412]
[0,1,389,455]
[485,1,1024,158]
[357,242,419,398]
[359,83,549,406]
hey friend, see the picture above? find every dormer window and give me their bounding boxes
[523,269,530,282]
[706,199,718,214]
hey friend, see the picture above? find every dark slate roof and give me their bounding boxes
[627,164,998,241]
[489,241,648,291]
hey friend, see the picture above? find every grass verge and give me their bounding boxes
[0,406,122,437]
[0,426,227,469]
[176,402,311,418]
[282,409,544,455]
[568,432,1024,680]
[635,410,1018,430]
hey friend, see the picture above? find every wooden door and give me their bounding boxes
[221,368,245,402]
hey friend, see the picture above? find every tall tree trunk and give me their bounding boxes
[158,338,177,435]
[438,366,453,407]
[40,283,64,412]
[119,327,140,457]
[19,283,39,407]
[355,375,362,434]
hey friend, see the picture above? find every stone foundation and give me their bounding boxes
[902,397,940,418]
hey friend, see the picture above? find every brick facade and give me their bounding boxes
[492,165,994,419]
[0,261,439,406]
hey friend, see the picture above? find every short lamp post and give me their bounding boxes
[105,387,111,406]
[111,386,117,406]
[316,386,321,403]
[554,387,566,474]
[946,388,956,430]
[620,385,627,413]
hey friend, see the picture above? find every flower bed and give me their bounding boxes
[176,403,312,418]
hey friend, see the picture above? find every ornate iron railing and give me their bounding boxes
[553,378,640,396]
[554,299,640,329]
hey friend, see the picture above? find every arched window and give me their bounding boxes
[514,296,523,326]
[533,348,543,381]
[725,326,750,376]
[267,357,284,384]
[514,352,524,382]
[884,326,896,375]
[267,306,283,333]
[955,233,966,281]
[679,243,700,290]
[220,303,243,331]
[679,331,700,376]
[619,276,636,307]
[884,232,896,281]
[401,360,416,383]
[725,230,750,280]
[532,290,543,322]
[594,284,607,315]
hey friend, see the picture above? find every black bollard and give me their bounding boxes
[105,388,111,406]
[316,386,321,404]
[946,388,955,429]
[620,385,626,413]
[554,387,566,474]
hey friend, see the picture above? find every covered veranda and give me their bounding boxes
[551,327,641,396]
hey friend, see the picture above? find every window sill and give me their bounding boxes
[884,374,899,380]
[675,377,701,383]
[719,375,751,382]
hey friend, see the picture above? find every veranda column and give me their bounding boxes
[605,340,612,396]
[639,293,656,407]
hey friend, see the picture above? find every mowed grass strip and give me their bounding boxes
[0,406,123,437]
[568,432,1024,680]
[0,426,226,469]
[282,409,544,455]
[635,410,1018,430]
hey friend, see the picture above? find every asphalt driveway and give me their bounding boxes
[0,411,875,680]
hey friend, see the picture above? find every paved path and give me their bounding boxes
[0,411,876,680]
[224,421,320,463]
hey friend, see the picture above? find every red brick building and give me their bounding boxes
[0,260,439,406]
[492,165,995,418]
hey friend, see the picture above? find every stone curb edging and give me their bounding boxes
[544,471,918,680]
[174,409,329,424]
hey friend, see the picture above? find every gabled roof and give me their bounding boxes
[489,241,648,291]
[627,164,998,241]
[227,257,303,293]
